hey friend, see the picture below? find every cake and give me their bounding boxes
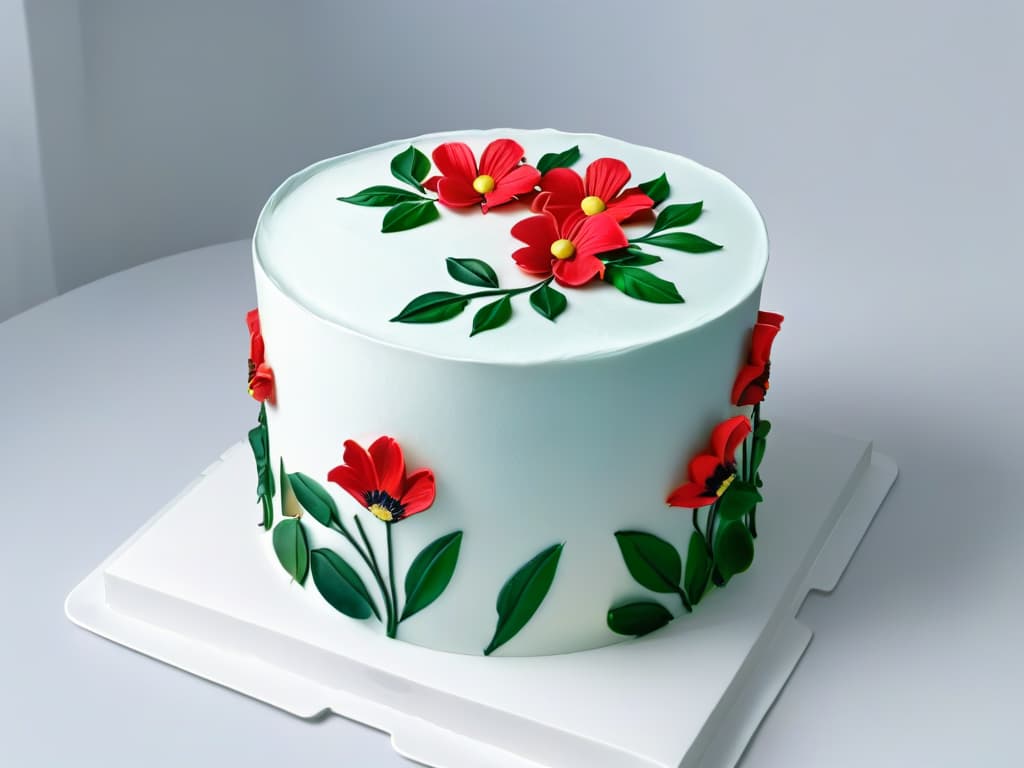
[247,128,782,657]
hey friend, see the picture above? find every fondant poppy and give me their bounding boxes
[731,311,784,406]
[510,210,628,287]
[246,308,275,403]
[532,158,654,225]
[328,437,436,523]
[666,415,752,508]
[423,139,540,212]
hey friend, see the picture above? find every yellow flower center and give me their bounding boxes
[368,503,394,522]
[715,472,737,497]
[472,174,496,194]
[550,238,576,260]
[580,195,606,215]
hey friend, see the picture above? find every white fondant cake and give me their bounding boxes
[249,128,774,656]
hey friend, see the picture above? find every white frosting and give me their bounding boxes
[255,128,767,364]
[252,129,771,656]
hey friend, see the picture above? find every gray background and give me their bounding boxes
[2,0,1023,766]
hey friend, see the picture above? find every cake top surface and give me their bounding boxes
[254,128,767,364]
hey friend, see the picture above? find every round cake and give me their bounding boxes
[246,128,780,656]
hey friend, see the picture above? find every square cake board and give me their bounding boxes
[65,422,896,768]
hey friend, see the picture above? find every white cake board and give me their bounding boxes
[66,422,896,768]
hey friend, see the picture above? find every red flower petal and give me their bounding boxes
[569,212,628,261]
[512,246,554,276]
[553,250,604,286]
[757,311,784,329]
[327,464,369,506]
[368,436,405,499]
[666,480,715,508]
[688,453,722,488]
[604,188,655,223]
[431,142,477,183]
[423,175,440,192]
[342,439,378,494]
[539,167,585,204]
[530,190,553,213]
[511,212,559,249]
[436,176,483,208]
[482,164,541,212]
[731,363,765,406]
[246,309,265,366]
[585,158,631,202]
[710,416,751,463]
[248,364,274,403]
[400,468,436,516]
[749,319,782,365]
[479,139,526,181]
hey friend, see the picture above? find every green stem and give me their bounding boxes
[749,403,761,538]
[676,585,693,613]
[355,516,394,634]
[386,523,399,635]
[460,276,552,302]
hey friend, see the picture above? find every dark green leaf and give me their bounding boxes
[536,145,581,175]
[390,145,431,192]
[716,482,763,522]
[337,185,425,207]
[249,403,274,529]
[381,200,440,233]
[272,518,309,584]
[604,264,684,304]
[684,532,711,605]
[751,437,767,474]
[607,601,673,636]
[484,543,563,655]
[401,531,463,621]
[248,424,267,465]
[391,291,469,324]
[636,232,723,253]
[289,472,338,527]
[470,295,512,337]
[618,251,663,267]
[529,283,567,321]
[446,257,499,288]
[714,521,755,580]
[310,548,379,620]
[614,531,682,593]
[650,201,703,234]
[638,173,670,205]
[754,419,772,439]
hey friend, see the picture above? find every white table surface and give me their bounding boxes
[1,239,1020,767]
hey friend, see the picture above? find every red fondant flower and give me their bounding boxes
[423,139,540,212]
[328,437,436,523]
[666,416,752,508]
[532,158,654,225]
[731,311,784,406]
[511,211,628,287]
[246,308,275,403]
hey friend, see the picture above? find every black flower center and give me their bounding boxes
[705,462,737,498]
[364,490,405,522]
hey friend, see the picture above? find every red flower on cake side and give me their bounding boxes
[532,157,654,225]
[246,309,275,403]
[423,139,540,212]
[666,416,752,508]
[511,210,628,287]
[328,437,436,523]
[731,311,784,407]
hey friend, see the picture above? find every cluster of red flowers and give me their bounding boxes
[425,138,654,288]
[246,309,275,403]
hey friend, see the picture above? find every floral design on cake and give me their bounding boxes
[245,309,276,530]
[607,312,783,637]
[328,438,436,524]
[338,139,725,335]
[246,309,275,403]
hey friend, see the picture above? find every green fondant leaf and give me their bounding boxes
[446,257,499,288]
[391,292,469,324]
[272,518,309,584]
[714,521,755,581]
[248,424,267,464]
[636,232,723,253]
[470,295,512,337]
[249,403,274,529]
[337,185,426,207]
[484,543,564,655]
[716,482,763,522]
[755,419,772,439]
[684,532,711,605]
[310,548,379,621]
[381,200,440,233]
[536,145,581,175]
[390,145,431,192]
[529,283,567,321]
[649,201,703,234]
[614,531,682,594]
[638,173,670,205]
[280,458,302,518]
[401,531,463,622]
[607,601,673,636]
[604,264,684,304]
[751,438,767,474]
[289,472,338,527]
